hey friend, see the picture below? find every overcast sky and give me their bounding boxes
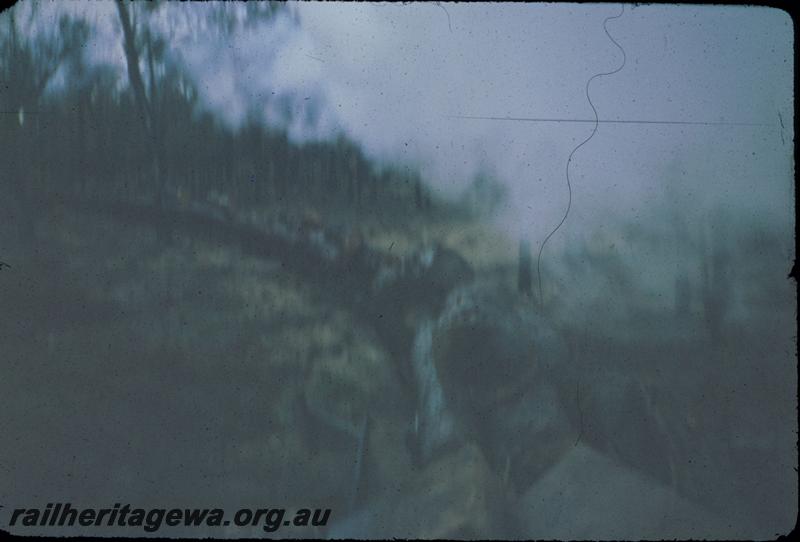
[287,3,793,241]
[168,4,793,244]
[11,1,795,270]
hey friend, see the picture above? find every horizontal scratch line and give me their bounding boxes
[445,114,770,127]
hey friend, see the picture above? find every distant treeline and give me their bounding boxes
[2,83,431,212]
[0,2,431,217]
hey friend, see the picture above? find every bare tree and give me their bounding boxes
[0,4,88,239]
[115,0,164,195]
[517,237,532,297]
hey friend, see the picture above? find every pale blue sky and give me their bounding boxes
[6,1,794,261]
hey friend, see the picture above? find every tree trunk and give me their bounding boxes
[115,0,165,211]
[518,237,532,297]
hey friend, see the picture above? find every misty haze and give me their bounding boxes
[0,1,795,539]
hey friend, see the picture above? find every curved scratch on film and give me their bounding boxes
[536,5,626,307]
[435,2,453,33]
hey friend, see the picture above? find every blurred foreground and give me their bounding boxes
[1,180,795,538]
